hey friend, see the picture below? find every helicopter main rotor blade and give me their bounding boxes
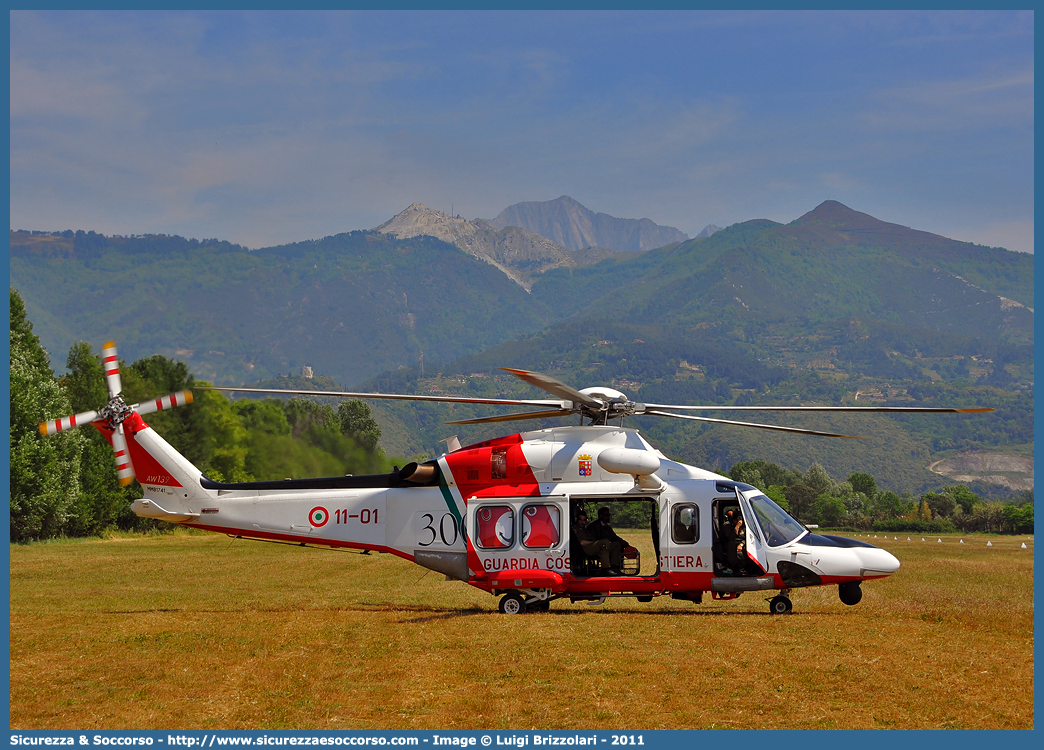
[640,403,994,413]
[39,408,101,436]
[500,368,602,408]
[133,390,194,416]
[446,408,577,425]
[102,341,122,399]
[111,423,136,486]
[643,410,865,439]
[199,386,565,408]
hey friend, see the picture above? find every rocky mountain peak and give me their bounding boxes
[374,203,479,246]
[489,195,689,253]
[374,204,618,291]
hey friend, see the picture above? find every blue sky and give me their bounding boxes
[10,10,1034,252]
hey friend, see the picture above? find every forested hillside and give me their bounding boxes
[9,290,400,542]
[11,200,1033,499]
[10,230,553,386]
[11,287,1031,540]
[342,318,1029,497]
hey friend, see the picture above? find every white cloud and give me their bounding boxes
[858,66,1034,133]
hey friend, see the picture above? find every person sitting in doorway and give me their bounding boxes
[572,509,623,575]
[586,507,628,575]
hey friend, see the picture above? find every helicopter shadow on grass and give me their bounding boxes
[391,604,840,623]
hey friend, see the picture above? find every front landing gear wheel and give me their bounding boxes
[769,596,793,615]
[839,581,862,606]
[499,592,526,614]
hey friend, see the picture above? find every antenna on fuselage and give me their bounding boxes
[441,435,462,453]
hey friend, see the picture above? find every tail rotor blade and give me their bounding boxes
[38,409,100,436]
[111,423,136,487]
[102,341,122,398]
[134,390,194,416]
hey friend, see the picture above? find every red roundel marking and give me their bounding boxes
[309,506,329,527]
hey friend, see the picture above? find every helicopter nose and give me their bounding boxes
[855,546,901,578]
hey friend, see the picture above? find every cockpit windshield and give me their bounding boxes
[746,493,807,547]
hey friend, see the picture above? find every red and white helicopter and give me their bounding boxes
[41,343,993,615]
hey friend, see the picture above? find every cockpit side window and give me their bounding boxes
[746,493,806,547]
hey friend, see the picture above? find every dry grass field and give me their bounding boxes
[10,528,1034,730]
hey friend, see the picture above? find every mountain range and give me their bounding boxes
[374,202,620,290]
[488,195,692,252]
[10,199,1033,494]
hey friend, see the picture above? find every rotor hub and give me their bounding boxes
[99,395,133,429]
[577,388,646,424]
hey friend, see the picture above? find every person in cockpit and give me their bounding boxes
[723,508,748,575]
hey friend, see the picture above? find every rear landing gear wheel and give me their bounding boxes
[499,592,526,614]
[769,596,793,615]
[839,581,862,606]
[529,599,550,613]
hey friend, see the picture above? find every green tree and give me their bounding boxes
[729,460,801,489]
[63,341,109,411]
[196,386,251,482]
[220,396,395,481]
[804,462,834,496]
[943,485,980,515]
[731,466,765,491]
[847,472,877,498]
[284,398,338,437]
[918,499,932,522]
[123,354,203,468]
[923,492,956,519]
[338,400,381,451]
[233,399,291,436]
[784,483,817,521]
[811,494,846,527]
[874,491,905,520]
[765,485,790,512]
[10,289,83,541]
[1006,503,1033,533]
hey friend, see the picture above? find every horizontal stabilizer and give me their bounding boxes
[132,498,200,523]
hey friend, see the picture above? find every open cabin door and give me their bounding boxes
[736,487,768,574]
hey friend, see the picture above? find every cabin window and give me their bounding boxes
[521,504,561,548]
[476,505,514,549]
[672,504,700,544]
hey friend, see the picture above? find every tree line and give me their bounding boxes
[11,289,396,543]
[11,287,1033,542]
[729,459,1033,534]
